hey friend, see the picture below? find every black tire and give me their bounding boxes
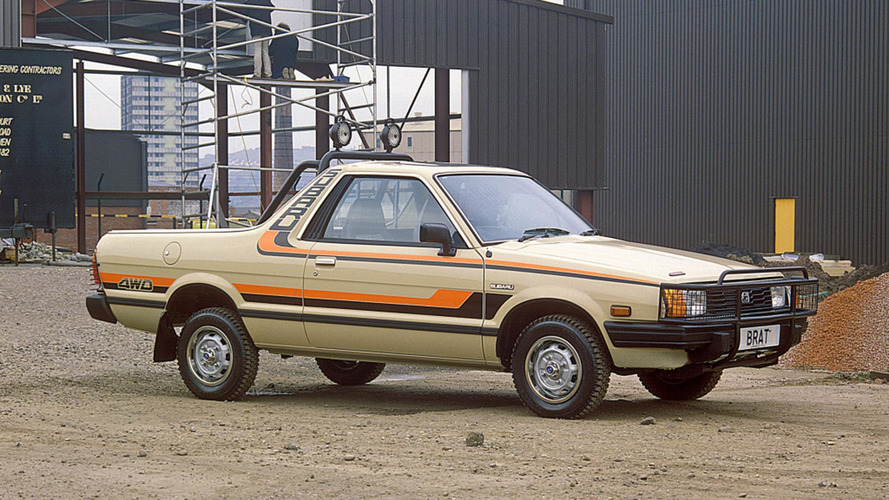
[316,359,385,386]
[510,315,611,419]
[177,307,258,401]
[638,369,722,401]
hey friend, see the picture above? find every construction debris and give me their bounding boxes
[0,240,89,264]
[691,242,768,265]
[692,242,889,298]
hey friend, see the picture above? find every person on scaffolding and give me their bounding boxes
[245,0,273,78]
[270,23,299,80]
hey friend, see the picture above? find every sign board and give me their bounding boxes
[0,48,75,229]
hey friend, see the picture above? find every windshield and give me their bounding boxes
[437,174,594,243]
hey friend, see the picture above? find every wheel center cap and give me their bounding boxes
[203,350,216,364]
[544,361,560,378]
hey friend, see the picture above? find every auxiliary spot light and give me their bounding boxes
[329,115,352,149]
[380,119,402,152]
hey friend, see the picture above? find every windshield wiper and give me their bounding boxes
[581,228,600,236]
[518,227,570,242]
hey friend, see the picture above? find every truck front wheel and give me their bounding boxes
[177,307,258,401]
[638,369,722,401]
[511,315,611,419]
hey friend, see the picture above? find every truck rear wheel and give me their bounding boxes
[177,307,258,401]
[316,359,385,385]
[511,315,611,419]
[638,369,722,401]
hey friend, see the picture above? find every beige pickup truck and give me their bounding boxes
[87,151,818,418]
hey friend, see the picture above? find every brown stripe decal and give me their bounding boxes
[234,283,304,307]
[485,293,511,320]
[255,235,646,286]
[309,249,483,266]
[234,283,483,318]
[304,292,484,319]
[486,259,658,287]
[241,294,302,306]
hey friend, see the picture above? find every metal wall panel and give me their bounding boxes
[572,0,889,265]
[1,0,20,47]
[315,0,612,189]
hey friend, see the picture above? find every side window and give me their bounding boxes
[321,177,459,245]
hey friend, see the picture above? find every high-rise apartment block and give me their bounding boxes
[121,75,199,188]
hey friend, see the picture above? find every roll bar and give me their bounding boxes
[257,151,415,225]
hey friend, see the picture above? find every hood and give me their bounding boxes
[493,236,762,283]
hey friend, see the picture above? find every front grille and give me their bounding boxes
[698,282,818,320]
[659,268,819,323]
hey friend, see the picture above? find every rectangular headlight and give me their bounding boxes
[663,289,707,318]
[770,286,790,308]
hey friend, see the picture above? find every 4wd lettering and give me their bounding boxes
[270,168,340,231]
[118,277,154,292]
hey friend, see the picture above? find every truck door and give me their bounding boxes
[302,175,486,360]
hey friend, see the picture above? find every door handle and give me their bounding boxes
[315,256,337,266]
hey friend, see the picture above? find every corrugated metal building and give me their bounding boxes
[317,0,613,190]
[569,0,889,265]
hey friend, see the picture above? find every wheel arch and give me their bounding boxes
[495,298,610,369]
[165,277,239,325]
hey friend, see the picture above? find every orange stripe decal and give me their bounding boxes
[234,283,303,298]
[314,249,482,266]
[486,259,658,286]
[101,272,175,287]
[304,288,473,308]
[258,230,308,255]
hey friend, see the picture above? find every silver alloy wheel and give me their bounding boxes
[187,325,232,387]
[524,335,582,404]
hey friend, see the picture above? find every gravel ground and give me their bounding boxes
[2,265,889,499]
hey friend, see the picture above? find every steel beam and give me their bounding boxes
[434,68,449,162]
[217,84,230,217]
[21,0,36,38]
[70,49,193,76]
[315,91,329,159]
[76,61,86,253]
[260,86,272,209]
[85,191,209,200]
[577,190,594,224]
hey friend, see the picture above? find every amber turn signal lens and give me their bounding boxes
[663,288,687,318]
[610,305,632,317]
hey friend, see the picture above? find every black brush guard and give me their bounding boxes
[605,267,819,370]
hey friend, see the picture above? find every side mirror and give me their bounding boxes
[420,223,456,256]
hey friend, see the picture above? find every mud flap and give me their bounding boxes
[153,313,178,362]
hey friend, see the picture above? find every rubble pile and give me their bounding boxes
[0,240,91,264]
[692,242,889,297]
[761,255,889,297]
[691,242,768,265]
[783,272,889,371]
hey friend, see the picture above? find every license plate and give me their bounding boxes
[739,324,781,351]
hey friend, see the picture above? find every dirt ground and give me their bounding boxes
[1,265,888,499]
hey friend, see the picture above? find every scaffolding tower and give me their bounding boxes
[176,0,378,227]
